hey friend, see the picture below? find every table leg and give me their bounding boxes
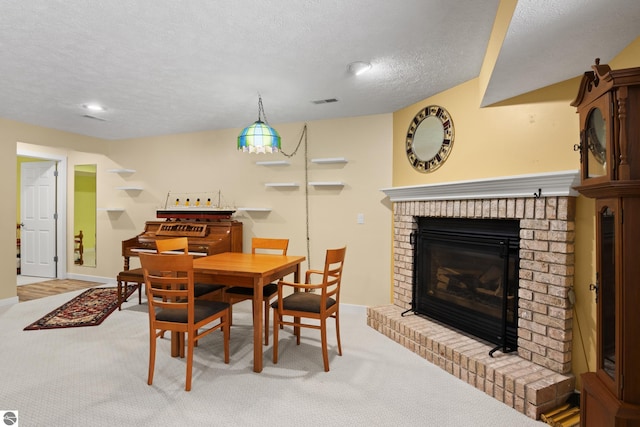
[171,331,183,357]
[253,277,263,372]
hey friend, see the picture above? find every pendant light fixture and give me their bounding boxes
[237,95,281,153]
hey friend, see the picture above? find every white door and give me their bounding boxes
[20,161,57,278]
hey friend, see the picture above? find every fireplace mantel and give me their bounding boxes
[381,170,580,202]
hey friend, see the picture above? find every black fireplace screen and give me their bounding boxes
[414,218,520,354]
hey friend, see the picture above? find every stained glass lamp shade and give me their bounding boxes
[237,120,281,153]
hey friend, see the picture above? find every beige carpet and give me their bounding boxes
[0,290,544,426]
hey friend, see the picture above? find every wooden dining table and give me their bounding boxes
[192,251,306,373]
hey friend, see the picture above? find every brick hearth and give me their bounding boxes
[372,173,579,420]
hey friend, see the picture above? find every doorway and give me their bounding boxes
[16,149,68,281]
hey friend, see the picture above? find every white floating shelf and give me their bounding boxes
[264,182,299,187]
[237,207,272,212]
[255,160,290,166]
[309,181,345,187]
[116,186,143,191]
[310,157,348,164]
[97,208,125,212]
[107,168,136,173]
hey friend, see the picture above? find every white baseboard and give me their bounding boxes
[0,296,19,307]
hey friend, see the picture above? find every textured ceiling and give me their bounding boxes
[1,0,639,140]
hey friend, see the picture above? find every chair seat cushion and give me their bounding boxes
[271,292,336,313]
[226,283,278,298]
[156,300,229,323]
[117,268,144,281]
[194,282,225,298]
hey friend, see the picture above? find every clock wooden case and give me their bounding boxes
[571,60,640,426]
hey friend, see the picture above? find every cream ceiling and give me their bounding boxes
[1,0,639,140]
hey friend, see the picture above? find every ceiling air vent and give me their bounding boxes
[82,114,107,121]
[312,98,338,105]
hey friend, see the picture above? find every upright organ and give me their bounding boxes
[121,219,243,270]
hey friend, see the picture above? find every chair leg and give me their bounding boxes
[295,316,301,345]
[223,311,230,363]
[335,312,342,356]
[263,300,270,346]
[185,332,194,391]
[148,329,157,386]
[179,333,185,358]
[272,310,279,364]
[320,319,329,372]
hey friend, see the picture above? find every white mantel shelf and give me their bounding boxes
[381,170,580,202]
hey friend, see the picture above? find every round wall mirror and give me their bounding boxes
[406,105,454,173]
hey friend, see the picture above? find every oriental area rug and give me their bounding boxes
[24,286,136,330]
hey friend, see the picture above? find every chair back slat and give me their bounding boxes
[251,237,289,255]
[319,246,346,307]
[156,237,189,254]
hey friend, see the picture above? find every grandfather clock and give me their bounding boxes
[572,59,640,426]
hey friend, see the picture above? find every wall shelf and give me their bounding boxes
[237,207,272,212]
[308,181,345,187]
[310,157,348,164]
[97,208,125,212]
[264,182,299,187]
[115,186,143,191]
[107,168,136,173]
[255,160,290,166]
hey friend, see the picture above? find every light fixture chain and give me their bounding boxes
[258,95,268,123]
[281,123,306,158]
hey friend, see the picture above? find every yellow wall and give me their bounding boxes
[393,76,580,186]
[0,118,105,301]
[2,114,393,309]
[100,115,393,306]
[391,36,640,390]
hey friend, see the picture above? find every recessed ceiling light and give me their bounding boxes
[82,103,106,112]
[348,61,372,76]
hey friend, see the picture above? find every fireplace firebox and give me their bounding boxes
[411,217,520,355]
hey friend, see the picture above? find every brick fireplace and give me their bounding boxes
[368,171,580,420]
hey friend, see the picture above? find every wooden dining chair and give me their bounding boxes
[156,237,225,299]
[225,237,289,345]
[139,252,230,391]
[272,246,346,372]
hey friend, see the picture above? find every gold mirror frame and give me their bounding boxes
[406,105,454,173]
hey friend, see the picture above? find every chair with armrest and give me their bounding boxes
[156,237,225,299]
[140,252,230,391]
[272,246,346,372]
[225,237,289,345]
